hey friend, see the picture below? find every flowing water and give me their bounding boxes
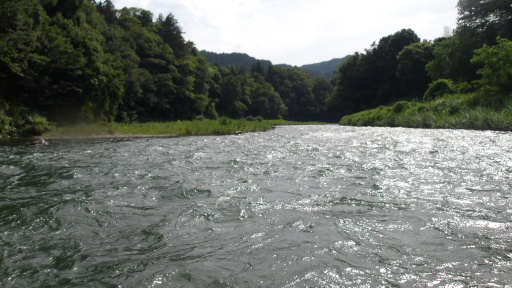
[1,125,512,287]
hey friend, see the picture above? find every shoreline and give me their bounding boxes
[39,133,178,140]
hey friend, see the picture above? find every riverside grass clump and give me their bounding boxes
[42,118,326,138]
[339,93,512,131]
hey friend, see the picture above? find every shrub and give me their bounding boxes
[218,117,232,125]
[424,79,454,101]
[255,116,264,122]
[392,101,410,113]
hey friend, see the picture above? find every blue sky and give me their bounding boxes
[112,0,459,66]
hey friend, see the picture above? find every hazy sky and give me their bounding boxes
[112,0,459,66]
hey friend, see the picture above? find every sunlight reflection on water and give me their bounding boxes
[1,126,512,287]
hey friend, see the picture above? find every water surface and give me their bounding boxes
[1,126,511,287]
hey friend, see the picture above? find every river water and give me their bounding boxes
[1,125,511,287]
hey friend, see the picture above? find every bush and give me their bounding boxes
[392,101,410,113]
[205,103,219,120]
[218,117,232,125]
[255,116,264,122]
[424,79,454,101]
[246,115,256,121]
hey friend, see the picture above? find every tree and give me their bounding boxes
[157,13,188,59]
[457,0,512,41]
[311,76,333,121]
[396,42,434,98]
[96,0,117,24]
[246,74,285,119]
[426,26,483,83]
[457,0,512,28]
[0,0,46,104]
[266,66,315,121]
[471,37,512,95]
[327,29,421,117]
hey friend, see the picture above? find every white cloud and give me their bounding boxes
[112,0,458,66]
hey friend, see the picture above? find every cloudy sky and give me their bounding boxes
[112,0,459,66]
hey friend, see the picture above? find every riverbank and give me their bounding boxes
[40,118,326,139]
[339,93,512,131]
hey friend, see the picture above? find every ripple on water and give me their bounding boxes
[1,126,512,287]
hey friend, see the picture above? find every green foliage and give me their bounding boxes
[424,79,455,101]
[457,0,512,38]
[396,42,434,98]
[425,28,483,83]
[335,0,512,130]
[300,57,351,78]
[471,37,512,95]
[327,29,421,118]
[200,51,272,72]
[266,66,317,121]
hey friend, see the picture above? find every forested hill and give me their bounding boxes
[0,0,339,137]
[3,0,509,137]
[201,51,350,78]
[300,56,351,78]
[199,51,273,72]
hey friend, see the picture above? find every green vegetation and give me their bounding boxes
[339,95,512,131]
[3,0,511,136]
[329,0,512,130]
[340,35,512,131]
[0,0,334,138]
[42,119,326,138]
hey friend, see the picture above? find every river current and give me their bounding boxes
[1,125,511,287]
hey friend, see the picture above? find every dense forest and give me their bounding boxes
[200,51,349,78]
[327,0,512,125]
[0,0,334,137]
[2,0,511,136]
[300,57,351,78]
[199,51,273,73]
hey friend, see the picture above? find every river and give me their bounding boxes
[1,125,511,287]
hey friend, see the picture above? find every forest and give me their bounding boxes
[0,0,333,137]
[1,0,511,136]
[328,0,512,129]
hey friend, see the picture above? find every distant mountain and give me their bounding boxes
[200,51,351,78]
[200,51,273,72]
[299,56,351,78]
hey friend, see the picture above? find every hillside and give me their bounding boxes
[300,56,351,77]
[199,51,273,72]
[200,51,350,78]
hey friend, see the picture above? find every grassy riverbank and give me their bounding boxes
[339,93,512,131]
[41,118,326,138]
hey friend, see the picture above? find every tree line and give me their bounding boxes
[2,0,510,136]
[0,0,333,136]
[326,0,512,120]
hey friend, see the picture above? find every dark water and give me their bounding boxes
[1,126,511,287]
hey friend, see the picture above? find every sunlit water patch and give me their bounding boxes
[1,126,512,287]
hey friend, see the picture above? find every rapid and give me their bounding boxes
[1,125,511,287]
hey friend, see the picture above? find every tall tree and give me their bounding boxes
[157,13,188,59]
[327,29,420,117]
[457,0,512,41]
[396,42,434,98]
[266,66,315,121]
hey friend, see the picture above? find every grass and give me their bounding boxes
[339,93,512,131]
[42,118,327,138]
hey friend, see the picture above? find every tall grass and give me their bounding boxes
[42,118,325,138]
[339,93,512,131]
